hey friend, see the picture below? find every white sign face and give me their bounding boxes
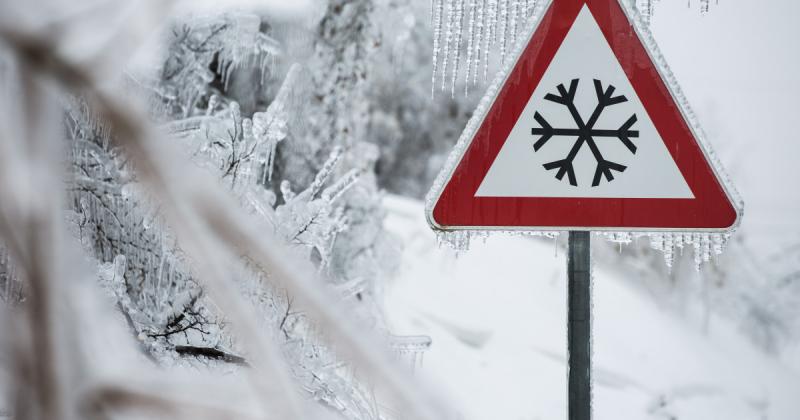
[476,5,693,199]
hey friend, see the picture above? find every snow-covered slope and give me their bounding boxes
[383,195,800,420]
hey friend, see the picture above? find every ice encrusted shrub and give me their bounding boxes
[57,6,427,419]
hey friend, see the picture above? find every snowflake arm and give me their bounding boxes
[616,114,639,153]
[585,136,627,186]
[542,136,585,186]
[544,79,585,127]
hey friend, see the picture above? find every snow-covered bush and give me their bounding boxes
[0,1,436,419]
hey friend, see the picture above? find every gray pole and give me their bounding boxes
[567,231,591,420]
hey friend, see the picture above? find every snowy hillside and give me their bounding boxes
[383,195,800,420]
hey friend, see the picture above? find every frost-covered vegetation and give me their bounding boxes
[0,0,797,419]
[0,1,444,418]
[65,2,430,398]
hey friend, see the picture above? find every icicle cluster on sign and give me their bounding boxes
[600,231,731,271]
[635,0,721,25]
[431,0,541,97]
[432,0,724,96]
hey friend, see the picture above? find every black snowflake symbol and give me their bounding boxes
[531,79,639,187]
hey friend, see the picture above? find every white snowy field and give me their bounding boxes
[383,195,800,420]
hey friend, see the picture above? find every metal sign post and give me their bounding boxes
[567,231,591,420]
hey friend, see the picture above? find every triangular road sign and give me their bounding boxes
[427,0,741,232]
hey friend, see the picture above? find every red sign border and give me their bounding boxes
[425,0,742,232]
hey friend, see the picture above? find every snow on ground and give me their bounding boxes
[382,195,800,420]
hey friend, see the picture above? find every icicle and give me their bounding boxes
[692,232,702,271]
[683,233,693,254]
[450,0,466,97]
[266,139,277,183]
[674,232,685,255]
[639,0,656,26]
[498,0,509,65]
[510,0,518,51]
[600,232,632,254]
[492,0,501,44]
[431,0,445,97]
[554,235,558,257]
[700,233,711,264]
[241,118,255,187]
[663,232,674,270]
[650,233,665,254]
[472,0,486,87]
[230,102,242,141]
[483,0,497,82]
[711,233,727,256]
[440,0,454,92]
[252,64,297,184]
[436,230,473,252]
[206,94,218,116]
[464,0,477,96]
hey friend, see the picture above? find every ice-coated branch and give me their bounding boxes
[308,146,343,199]
[321,168,362,203]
